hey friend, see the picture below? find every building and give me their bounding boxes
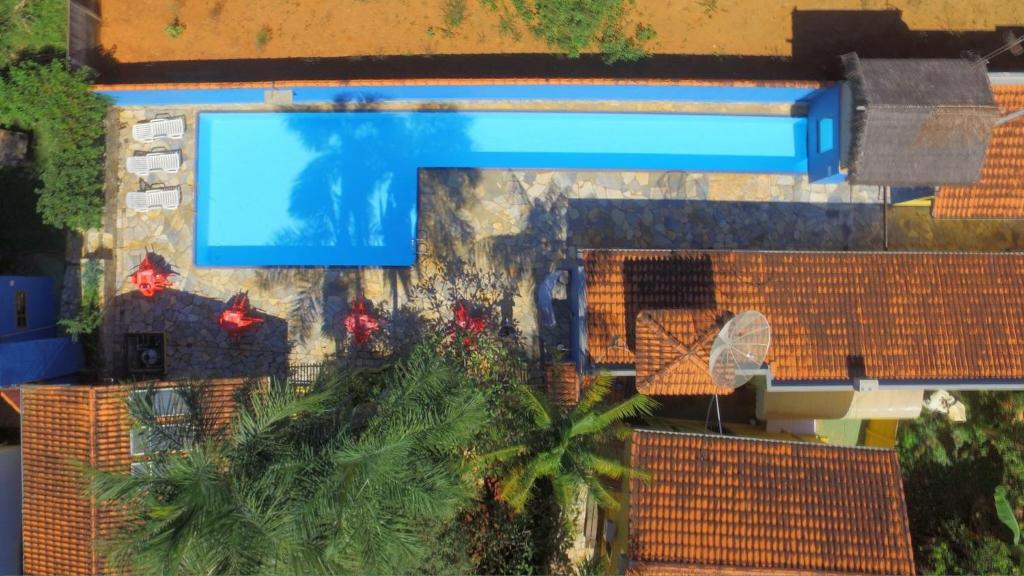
[19,380,243,575]
[0,276,81,387]
[578,249,1024,426]
[583,249,1024,390]
[624,430,915,575]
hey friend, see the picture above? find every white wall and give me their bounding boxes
[0,445,21,575]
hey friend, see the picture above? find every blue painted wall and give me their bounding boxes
[98,83,823,107]
[806,85,847,183]
[0,276,81,387]
[0,337,82,387]
[0,277,56,344]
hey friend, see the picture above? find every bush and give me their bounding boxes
[505,0,655,62]
[0,60,109,230]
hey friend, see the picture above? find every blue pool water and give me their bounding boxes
[196,110,810,267]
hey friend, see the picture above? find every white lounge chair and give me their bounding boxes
[126,151,181,176]
[126,186,181,212]
[132,117,186,142]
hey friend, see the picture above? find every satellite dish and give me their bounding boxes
[708,311,771,390]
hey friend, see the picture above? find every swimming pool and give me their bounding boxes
[195,109,821,267]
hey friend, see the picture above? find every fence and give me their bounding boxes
[287,363,325,388]
[67,0,101,71]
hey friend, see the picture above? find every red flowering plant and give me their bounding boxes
[343,296,382,347]
[449,301,488,350]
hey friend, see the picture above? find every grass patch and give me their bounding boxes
[0,0,66,66]
[256,26,272,48]
[483,0,655,63]
[698,0,719,17]
[442,0,467,37]
[164,17,186,38]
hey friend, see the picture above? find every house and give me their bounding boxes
[578,249,1024,423]
[19,380,244,575]
[0,276,81,387]
[623,429,915,575]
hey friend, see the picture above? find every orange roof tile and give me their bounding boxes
[21,380,244,576]
[584,250,1024,389]
[933,84,1024,219]
[546,362,581,407]
[634,310,734,395]
[0,389,19,413]
[628,430,915,576]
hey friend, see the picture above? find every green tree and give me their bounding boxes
[898,391,1024,575]
[494,372,657,512]
[91,343,492,574]
[0,59,109,230]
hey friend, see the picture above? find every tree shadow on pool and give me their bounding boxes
[256,97,482,347]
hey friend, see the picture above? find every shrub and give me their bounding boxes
[442,0,467,36]
[503,0,655,62]
[0,0,66,67]
[0,60,109,230]
[256,26,272,48]
[59,259,102,340]
[164,18,185,38]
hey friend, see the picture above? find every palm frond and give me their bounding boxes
[573,371,614,416]
[573,451,635,481]
[582,475,619,511]
[518,384,553,429]
[570,393,658,438]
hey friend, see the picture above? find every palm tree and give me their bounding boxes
[493,372,658,512]
[91,343,490,575]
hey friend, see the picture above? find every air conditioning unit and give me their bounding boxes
[125,333,165,379]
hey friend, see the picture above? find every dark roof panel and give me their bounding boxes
[843,53,1000,186]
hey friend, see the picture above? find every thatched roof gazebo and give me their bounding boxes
[843,53,1000,186]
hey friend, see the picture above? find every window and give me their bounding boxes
[130,422,192,456]
[130,388,188,417]
[129,388,193,457]
[14,290,26,329]
[817,118,835,153]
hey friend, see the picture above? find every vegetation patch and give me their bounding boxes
[256,26,272,48]
[164,17,186,39]
[488,0,656,63]
[0,60,109,230]
[442,0,468,36]
[0,0,65,66]
[898,391,1024,574]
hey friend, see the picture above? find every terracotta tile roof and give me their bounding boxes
[583,249,1024,390]
[546,362,580,407]
[21,380,244,576]
[628,430,915,576]
[933,84,1024,219]
[0,389,19,413]
[634,310,734,395]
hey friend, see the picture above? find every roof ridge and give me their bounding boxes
[635,311,712,389]
[632,427,898,452]
[580,247,1024,257]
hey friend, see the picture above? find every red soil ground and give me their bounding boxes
[98,0,1024,64]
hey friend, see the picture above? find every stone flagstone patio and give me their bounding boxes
[101,105,885,379]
